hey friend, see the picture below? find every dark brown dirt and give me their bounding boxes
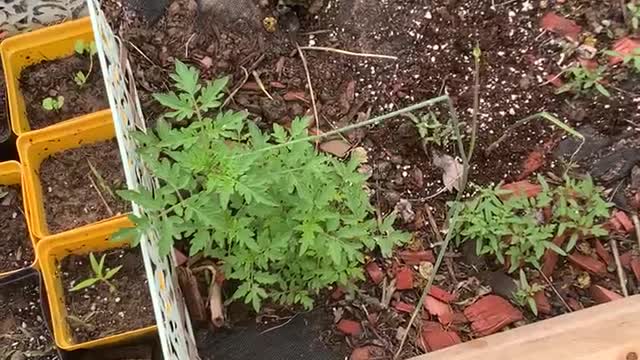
[99,0,639,358]
[39,139,130,234]
[60,248,155,344]
[0,185,34,273]
[19,55,109,130]
[0,276,58,359]
[0,69,7,140]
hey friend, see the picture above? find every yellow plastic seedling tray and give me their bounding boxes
[0,161,37,276]
[36,216,157,350]
[17,109,123,239]
[0,17,97,135]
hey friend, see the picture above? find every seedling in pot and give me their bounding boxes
[42,96,65,112]
[70,252,122,293]
[73,40,97,87]
[404,110,463,149]
[513,269,544,316]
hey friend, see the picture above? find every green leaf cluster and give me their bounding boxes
[118,60,410,312]
[406,111,463,148]
[513,269,545,316]
[451,175,612,272]
[556,64,610,98]
[42,96,64,111]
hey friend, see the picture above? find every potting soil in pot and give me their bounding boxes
[0,185,34,273]
[60,248,155,343]
[19,55,109,130]
[39,139,130,234]
[0,276,58,359]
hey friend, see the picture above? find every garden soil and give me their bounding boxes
[0,185,33,273]
[39,139,129,234]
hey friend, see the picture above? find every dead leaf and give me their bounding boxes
[351,147,368,163]
[418,261,434,279]
[394,199,415,223]
[433,153,463,192]
[320,140,351,157]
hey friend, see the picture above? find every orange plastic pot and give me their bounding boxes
[36,216,157,350]
[0,160,37,276]
[0,17,97,135]
[16,109,124,239]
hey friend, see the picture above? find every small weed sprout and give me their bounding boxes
[629,2,640,31]
[513,269,545,316]
[42,96,64,112]
[70,252,122,293]
[73,40,97,87]
[405,111,463,148]
[556,63,610,98]
[606,48,640,73]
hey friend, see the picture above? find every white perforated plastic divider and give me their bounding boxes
[0,0,87,35]
[86,1,200,359]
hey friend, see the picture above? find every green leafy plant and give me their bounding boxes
[73,40,97,87]
[115,60,410,311]
[405,111,463,148]
[42,96,64,111]
[629,2,640,30]
[513,269,545,316]
[451,175,611,272]
[605,48,640,73]
[556,63,610,98]
[69,252,122,293]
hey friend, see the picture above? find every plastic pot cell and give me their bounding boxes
[0,160,36,277]
[37,217,157,351]
[0,17,105,135]
[0,268,62,360]
[17,109,129,239]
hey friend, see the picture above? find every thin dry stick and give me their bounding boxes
[296,44,320,143]
[252,71,274,100]
[538,269,572,313]
[298,46,398,60]
[222,67,249,108]
[633,214,640,252]
[127,41,158,67]
[86,173,114,217]
[185,33,196,58]
[468,44,481,163]
[425,205,458,283]
[610,237,629,297]
[393,89,474,360]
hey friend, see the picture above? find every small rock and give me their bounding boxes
[568,253,607,276]
[464,295,523,336]
[395,267,414,290]
[589,285,623,304]
[394,199,415,223]
[366,262,385,284]
[337,319,362,336]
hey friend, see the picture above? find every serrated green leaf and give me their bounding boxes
[171,59,200,95]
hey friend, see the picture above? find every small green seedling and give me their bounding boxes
[70,252,122,293]
[628,2,640,31]
[513,269,545,316]
[605,48,640,73]
[73,40,97,87]
[42,96,64,112]
[556,63,610,98]
[405,111,463,148]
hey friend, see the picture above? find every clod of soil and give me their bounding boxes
[60,248,155,343]
[0,277,58,360]
[19,55,109,130]
[39,139,130,234]
[0,185,34,273]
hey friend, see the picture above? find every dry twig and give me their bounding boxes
[298,46,398,60]
[222,67,249,108]
[252,70,274,100]
[87,173,114,217]
[296,44,320,143]
[610,237,629,297]
[538,269,572,313]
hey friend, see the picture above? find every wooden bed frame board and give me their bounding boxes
[410,295,640,360]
